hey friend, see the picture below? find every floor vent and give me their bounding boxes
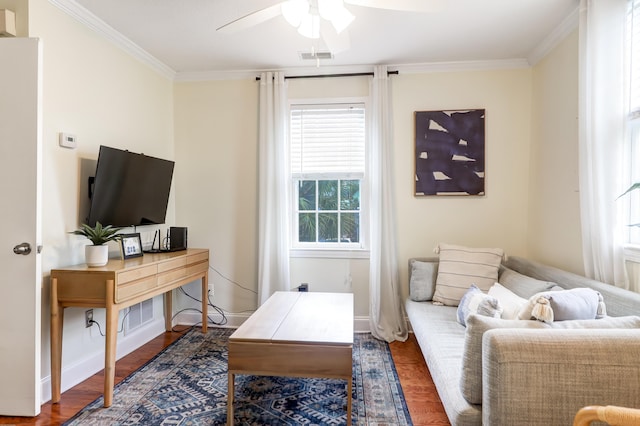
[125,299,154,334]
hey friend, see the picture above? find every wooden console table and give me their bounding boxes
[50,248,209,407]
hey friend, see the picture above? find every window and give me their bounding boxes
[289,102,367,251]
[626,0,640,244]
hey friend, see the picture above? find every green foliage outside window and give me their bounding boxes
[298,179,360,244]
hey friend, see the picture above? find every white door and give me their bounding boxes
[0,38,43,416]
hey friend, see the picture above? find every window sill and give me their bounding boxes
[290,248,370,259]
[623,244,640,263]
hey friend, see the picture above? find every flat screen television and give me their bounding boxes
[87,145,175,228]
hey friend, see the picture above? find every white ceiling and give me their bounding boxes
[68,0,579,77]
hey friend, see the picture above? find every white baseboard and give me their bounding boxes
[40,318,166,403]
[175,311,372,332]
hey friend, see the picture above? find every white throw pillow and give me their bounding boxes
[456,285,503,326]
[488,282,527,319]
[433,243,504,306]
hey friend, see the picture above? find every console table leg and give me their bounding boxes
[202,271,208,333]
[347,378,352,426]
[104,280,118,407]
[164,290,172,332]
[227,372,235,425]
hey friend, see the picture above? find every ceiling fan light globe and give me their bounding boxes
[298,13,320,38]
[282,0,309,27]
[330,7,354,33]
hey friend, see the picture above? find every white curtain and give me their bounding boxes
[578,0,628,286]
[258,72,291,304]
[368,65,408,342]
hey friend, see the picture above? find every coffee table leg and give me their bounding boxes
[347,378,352,426]
[227,372,235,425]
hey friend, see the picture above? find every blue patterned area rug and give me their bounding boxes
[65,328,412,425]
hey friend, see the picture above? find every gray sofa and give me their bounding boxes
[405,255,640,426]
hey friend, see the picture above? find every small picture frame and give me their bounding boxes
[120,233,143,259]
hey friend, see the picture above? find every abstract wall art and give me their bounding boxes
[414,109,485,196]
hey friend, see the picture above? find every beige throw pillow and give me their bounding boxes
[433,243,504,306]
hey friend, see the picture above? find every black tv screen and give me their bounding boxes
[87,145,175,228]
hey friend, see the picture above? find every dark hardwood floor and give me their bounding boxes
[0,330,448,426]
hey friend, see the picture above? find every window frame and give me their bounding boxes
[288,97,370,258]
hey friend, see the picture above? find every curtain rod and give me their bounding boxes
[255,70,398,81]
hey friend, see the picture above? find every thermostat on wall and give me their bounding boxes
[59,133,77,149]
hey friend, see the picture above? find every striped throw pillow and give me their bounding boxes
[433,243,504,306]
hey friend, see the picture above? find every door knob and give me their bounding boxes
[13,242,31,255]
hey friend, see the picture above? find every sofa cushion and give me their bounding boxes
[518,288,606,322]
[460,315,549,404]
[409,259,438,302]
[405,299,482,425]
[460,314,640,405]
[433,243,504,306]
[488,282,528,319]
[456,284,502,326]
[498,267,558,299]
[548,315,640,329]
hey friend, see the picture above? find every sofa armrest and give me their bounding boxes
[482,329,640,426]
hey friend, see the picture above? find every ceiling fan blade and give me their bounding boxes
[344,0,446,13]
[216,3,284,33]
[320,23,351,55]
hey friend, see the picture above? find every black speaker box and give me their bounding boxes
[169,227,188,251]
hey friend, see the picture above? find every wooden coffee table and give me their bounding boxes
[227,291,354,425]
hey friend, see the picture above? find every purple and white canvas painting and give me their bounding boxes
[414,109,485,196]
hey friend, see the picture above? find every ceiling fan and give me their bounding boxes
[216,0,444,55]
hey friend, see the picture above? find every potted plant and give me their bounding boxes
[70,222,122,267]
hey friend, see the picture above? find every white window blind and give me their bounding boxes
[290,103,365,178]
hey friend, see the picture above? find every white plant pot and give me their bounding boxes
[85,244,109,267]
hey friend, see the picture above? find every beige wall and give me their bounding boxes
[529,29,583,274]
[174,68,537,316]
[393,69,534,295]
[173,79,260,315]
[27,0,174,395]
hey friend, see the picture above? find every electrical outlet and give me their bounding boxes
[85,309,93,328]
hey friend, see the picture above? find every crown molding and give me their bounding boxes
[174,60,534,82]
[174,64,377,82]
[174,69,267,82]
[391,59,530,74]
[48,0,176,80]
[527,5,579,66]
